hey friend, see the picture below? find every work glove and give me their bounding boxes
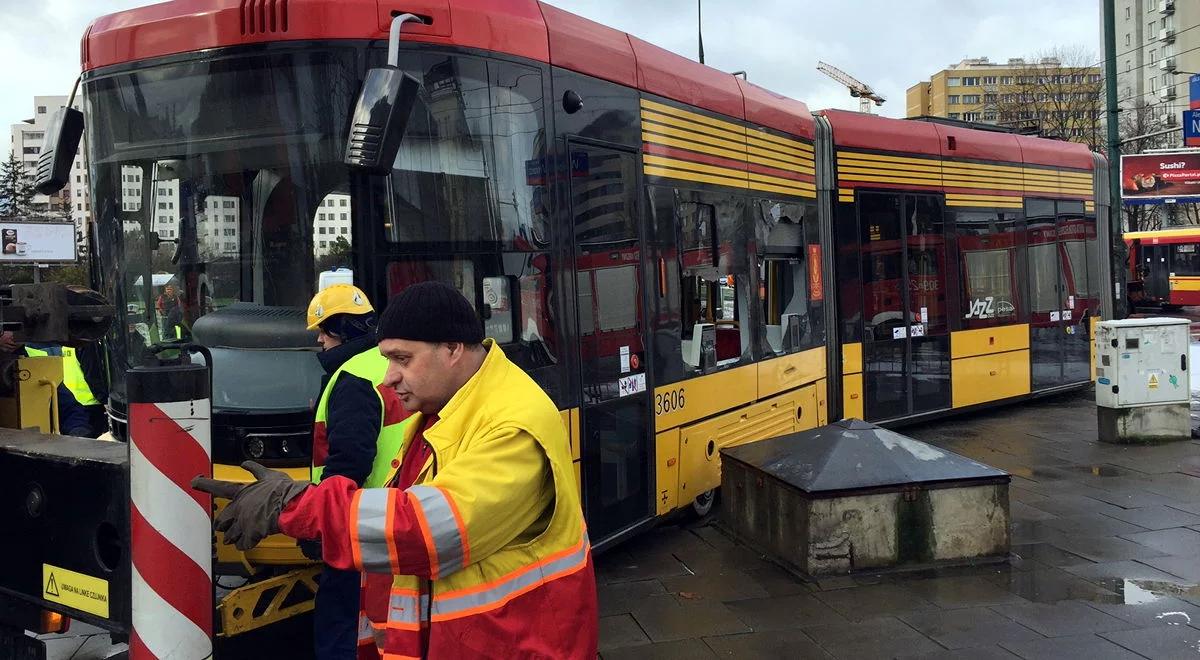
[191,461,310,551]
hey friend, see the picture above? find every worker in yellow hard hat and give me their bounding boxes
[303,284,410,660]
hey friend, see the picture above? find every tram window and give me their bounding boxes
[1063,240,1091,295]
[676,190,749,372]
[383,254,563,403]
[314,192,351,272]
[385,55,549,252]
[1028,243,1060,313]
[1055,203,1093,321]
[955,209,1020,329]
[1172,244,1200,275]
[859,193,904,341]
[681,202,716,265]
[907,195,947,335]
[755,199,823,356]
[835,203,863,343]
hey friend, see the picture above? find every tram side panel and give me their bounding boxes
[822,110,1100,424]
[636,92,828,515]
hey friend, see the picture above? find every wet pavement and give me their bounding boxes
[595,389,1200,659]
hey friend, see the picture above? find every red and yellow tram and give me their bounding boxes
[78,0,1106,574]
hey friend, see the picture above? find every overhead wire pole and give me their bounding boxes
[1103,0,1127,318]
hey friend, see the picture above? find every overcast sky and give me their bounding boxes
[2,0,1099,149]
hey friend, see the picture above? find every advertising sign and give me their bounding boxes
[1190,74,1200,110]
[0,221,76,263]
[807,244,823,302]
[1186,110,1200,148]
[1120,152,1200,205]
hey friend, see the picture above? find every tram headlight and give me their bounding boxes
[244,437,265,459]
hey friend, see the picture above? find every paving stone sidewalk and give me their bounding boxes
[596,390,1200,659]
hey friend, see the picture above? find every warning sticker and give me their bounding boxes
[42,564,109,618]
[1149,374,1160,390]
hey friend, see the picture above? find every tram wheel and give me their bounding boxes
[691,489,716,517]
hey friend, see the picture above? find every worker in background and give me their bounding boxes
[194,281,597,659]
[303,284,410,660]
[0,332,104,437]
[156,282,185,339]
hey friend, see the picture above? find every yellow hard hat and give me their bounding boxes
[306,284,373,330]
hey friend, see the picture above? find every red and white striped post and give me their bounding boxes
[127,363,212,659]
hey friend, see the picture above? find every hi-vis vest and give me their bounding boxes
[24,346,99,407]
[351,341,596,658]
[311,349,408,488]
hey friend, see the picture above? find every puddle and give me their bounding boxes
[1116,578,1200,606]
[1119,580,1161,604]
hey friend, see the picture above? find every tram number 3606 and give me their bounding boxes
[655,389,685,415]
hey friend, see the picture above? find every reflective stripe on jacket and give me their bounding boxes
[24,345,99,407]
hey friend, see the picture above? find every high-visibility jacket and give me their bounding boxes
[24,346,99,407]
[279,341,597,659]
[311,348,409,488]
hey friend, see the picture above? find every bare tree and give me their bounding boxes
[978,47,1103,150]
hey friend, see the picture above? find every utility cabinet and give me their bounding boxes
[1095,318,1190,443]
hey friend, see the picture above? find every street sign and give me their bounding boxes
[1120,152,1200,205]
[1187,110,1200,147]
[1190,74,1200,110]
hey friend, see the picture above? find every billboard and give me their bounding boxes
[1121,152,1200,205]
[0,221,77,263]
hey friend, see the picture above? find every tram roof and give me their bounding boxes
[818,109,1094,170]
[83,1,1092,169]
[82,0,816,140]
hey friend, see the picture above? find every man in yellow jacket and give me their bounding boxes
[194,281,597,659]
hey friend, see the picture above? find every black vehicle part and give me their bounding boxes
[0,430,130,633]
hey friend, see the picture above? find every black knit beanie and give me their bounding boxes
[377,281,485,344]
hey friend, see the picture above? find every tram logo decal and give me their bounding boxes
[964,297,1014,320]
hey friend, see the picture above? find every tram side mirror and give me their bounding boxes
[344,68,421,174]
[34,107,84,195]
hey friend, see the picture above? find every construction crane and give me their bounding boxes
[816,61,886,114]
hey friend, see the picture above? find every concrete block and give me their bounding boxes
[1097,402,1190,444]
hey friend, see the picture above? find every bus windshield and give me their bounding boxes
[85,48,362,404]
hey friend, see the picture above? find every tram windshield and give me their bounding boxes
[85,48,363,405]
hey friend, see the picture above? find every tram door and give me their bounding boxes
[859,192,951,421]
[567,143,654,540]
[1028,199,1093,389]
[1144,244,1170,302]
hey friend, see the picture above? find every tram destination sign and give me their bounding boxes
[0,220,77,263]
[1121,152,1200,205]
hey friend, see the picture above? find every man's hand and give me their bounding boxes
[191,461,309,551]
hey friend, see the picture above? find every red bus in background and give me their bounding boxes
[1125,227,1200,308]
